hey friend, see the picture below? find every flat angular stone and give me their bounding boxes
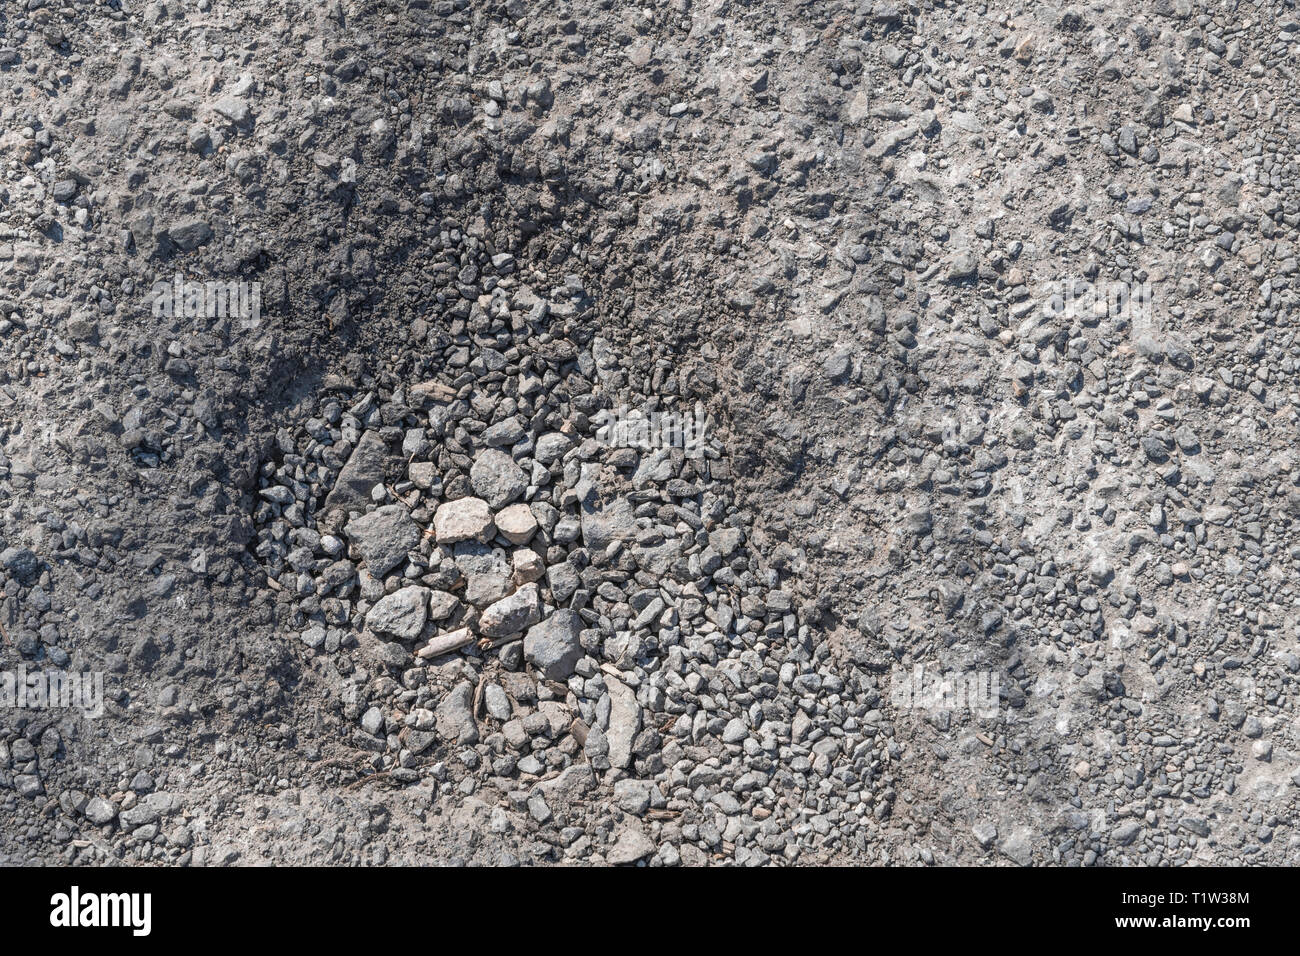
[436,681,479,744]
[512,549,545,584]
[524,609,584,681]
[366,586,429,640]
[605,674,641,770]
[494,502,538,544]
[326,431,388,510]
[453,541,512,607]
[434,496,494,544]
[470,449,527,508]
[426,589,460,622]
[580,496,636,551]
[168,219,214,251]
[607,826,655,865]
[479,584,541,638]
[345,504,420,578]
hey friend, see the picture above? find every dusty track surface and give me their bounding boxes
[2,0,1299,865]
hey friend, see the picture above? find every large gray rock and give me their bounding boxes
[212,96,252,125]
[1111,821,1142,846]
[345,504,420,578]
[710,527,743,557]
[482,417,525,447]
[326,431,387,510]
[524,610,584,681]
[546,561,580,603]
[366,586,429,640]
[470,449,527,508]
[479,584,541,638]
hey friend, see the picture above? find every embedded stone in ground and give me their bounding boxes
[325,430,388,510]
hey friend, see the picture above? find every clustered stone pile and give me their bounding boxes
[245,284,904,863]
